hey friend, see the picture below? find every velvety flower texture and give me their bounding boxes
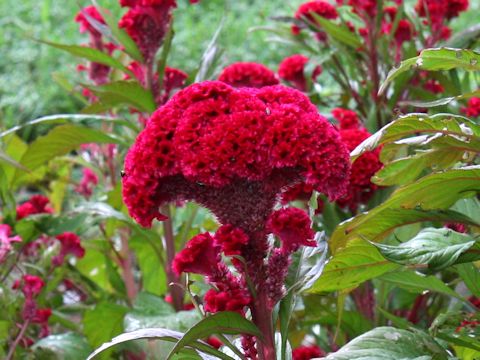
[16,195,53,220]
[119,0,176,62]
[122,81,349,228]
[292,345,325,360]
[461,97,480,117]
[292,1,338,40]
[278,54,322,92]
[52,232,86,266]
[218,62,279,88]
[415,0,469,30]
[172,233,220,276]
[0,224,22,263]
[75,6,105,37]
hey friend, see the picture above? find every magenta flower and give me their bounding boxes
[0,224,22,262]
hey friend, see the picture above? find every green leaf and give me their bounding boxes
[310,239,399,293]
[13,124,122,185]
[39,40,132,75]
[379,271,461,300]
[330,167,480,253]
[351,113,480,161]
[309,13,362,49]
[430,312,480,352]
[167,311,262,359]
[456,263,480,297]
[380,48,480,94]
[399,89,480,108]
[0,149,29,172]
[85,80,156,113]
[32,333,93,360]
[83,302,128,358]
[373,228,478,271]
[319,326,451,359]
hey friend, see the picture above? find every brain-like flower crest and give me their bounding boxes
[122,81,350,228]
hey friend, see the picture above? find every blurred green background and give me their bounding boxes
[1,0,478,128]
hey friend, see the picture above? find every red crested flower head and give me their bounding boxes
[218,62,279,88]
[21,275,45,298]
[119,2,175,62]
[332,107,360,129]
[292,345,325,360]
[293,1,338,36]
[267,207,315,253]
[204,288,251,313]
[0,224,22,263]
[214,225,249,256]
[75,6,106,37]
[122,81,350,229]
[16,195,53,220]
[348,0,378,18]
[415,0,468,28]
[383,19,415,45]
[32,308,52,324]
[172,233,220,276]
[76,168,99,198]
[278,54,322,92]
[461,97,480,117]
[423,79,444,94]
[52,232,85,266]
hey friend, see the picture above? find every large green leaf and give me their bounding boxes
[379,271,461,300]
[167,312,262,360]
[13,124,122,185]
[319,327,451,359]
[373,228,479,271]
[83,303,128,358]
[32,333,93,360]
[310,239,399,293]
[330,167,480,253]
[456,263,480,298]
[85,80,156,113]
[309,13,362,49]
[380,48,480,94]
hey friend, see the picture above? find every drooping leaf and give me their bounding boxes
[319,326,451,359]
[380,48,480,94]
[373,228,479,271]
[456,263,480,298]
[167,312,261,360]
[308,13,362,49]
[85,80,156,113]
[330,167,480,253]
[310,239,399,293]
[378,271,461,300]
[32,333,93,360]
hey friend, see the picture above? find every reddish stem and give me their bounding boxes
[251,290,276,360]
[6,319,30,360]
[120,233,138,304]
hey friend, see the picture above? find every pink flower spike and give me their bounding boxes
[0,224,22,262]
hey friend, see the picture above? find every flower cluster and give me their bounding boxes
[292,0,338,40]
[123,80,350,357]
[218,62,279,88]
[292,345,325,360]
[0,224,22,263]
[119,0,177,63]
[76,168,99,198]
[461,97,480,117]
[52,232,86,267]
[16,195,53,220]
[333,108,382,212]
[278,54,322,92]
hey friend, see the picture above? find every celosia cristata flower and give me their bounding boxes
[461,97,480,117]
[218,62,279,88]
[0,224,22,263]
[415,0,469,31]
[292,345,325,360]
[292,0,338,40]
[124,81,349,358]
[119,0,177,63]
[278,54,322,92]
[75,6,105,37]
[52,232,85,266]
[332,107,360,129]
[15,274,45,298]
[16,195,53,220]
[32,308,52,337]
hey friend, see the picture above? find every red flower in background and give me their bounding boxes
[218,62,279,88]
[415,0,469,30]
[76,168,98,198]
[172,233,220,276]
[292,0,338,38]
[52,232,85,266]
[75,6,106,37]
[332,107,360,129]
[461,97,480,117]
[16,195,53,220]
[278,54,322,92]
[423,79,444,94]
[292,345,325,360]
[204,288,251,313]
[0,224,22,263]
[15,274,45,298]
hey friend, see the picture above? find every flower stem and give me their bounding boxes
[6,319,30,360]
[252,290,276,360]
